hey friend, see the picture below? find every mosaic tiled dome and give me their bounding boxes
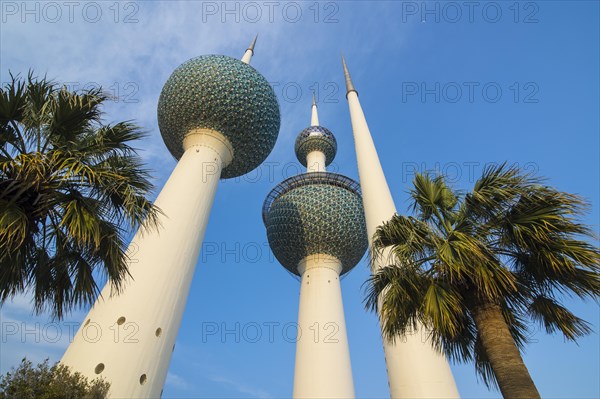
[157,55,280,178]
[294,126,337,167]
[263,172,367,276]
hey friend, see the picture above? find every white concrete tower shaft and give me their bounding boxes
[294,254,355,399]
[291,101,355,398]
[60,130,233,398]
[306,95,326,173]
[341,56,460,398]
[62,36,280,398]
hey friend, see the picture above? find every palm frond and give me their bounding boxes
[371,214,434,269]
[364,160,599,390]
[0,72,159,318]
[422,280,464,337]
[364,265,427,341]
[528,295,592,340]
[410,173,457,229]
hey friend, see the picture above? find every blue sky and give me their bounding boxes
[1,1,599,398]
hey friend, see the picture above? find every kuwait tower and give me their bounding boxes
[60,37,280,398]
[262,96,367,398]
[341,56,460,398]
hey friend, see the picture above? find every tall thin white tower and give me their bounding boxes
[341,56,460,398]
[262,99,367,398]
[60,38,280,398]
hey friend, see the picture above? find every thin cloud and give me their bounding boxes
[209,375,272,399]
[166,372,191,390]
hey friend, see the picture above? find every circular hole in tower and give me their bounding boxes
[94,363,105,374]
[140,374,147,385]
[117,316,126,325]
[155,328,162,337]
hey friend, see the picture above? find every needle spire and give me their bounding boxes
[241,34,258,64]
[311,92,319,126]
[341,53,358,97]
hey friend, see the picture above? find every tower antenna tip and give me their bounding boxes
[341,53,357,96]
[248,34,258,53]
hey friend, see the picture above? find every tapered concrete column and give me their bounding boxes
[346,92,396,219]
[343,56,459,398]
[306,150,327,172]
[293,254,355,399]
[266,100,361,399]
[61,130,233,398]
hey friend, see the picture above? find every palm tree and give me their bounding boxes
[365,163,600,398]
[0,72,160,319]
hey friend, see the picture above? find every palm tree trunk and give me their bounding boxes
[472,303,541,399]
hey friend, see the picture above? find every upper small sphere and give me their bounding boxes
[263,172,367,276]
[157,55,280,178]
[294,126,337,167]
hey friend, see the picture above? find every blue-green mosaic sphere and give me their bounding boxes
[294,126,337,167]
[263,173,367,276]
[157,55,280,178]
